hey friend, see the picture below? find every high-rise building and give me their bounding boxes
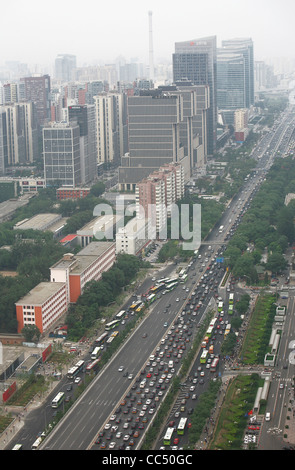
[173,36,217,156]
[43,121,81,187]
[55,54,77,82]
[21,74,51,127]
[118,89,191,191]
[0,101,38,166]
[94,92,124,166]
[221,38,254,108]
[0,110,7,175]
[217,51,247,113]
[68,104,97,184]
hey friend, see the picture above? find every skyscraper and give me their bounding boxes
[94,92,124,166]
[43,122,81,187]
[68,104,97,184]
[173,36,217,156]
[0,101,38,166]
[55,54,77,82]
[217,51,247,124]
[118,89,190,191]
[21,74,51,127]
[220,38,254,108]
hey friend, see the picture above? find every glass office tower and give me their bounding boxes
[173,36,217,156]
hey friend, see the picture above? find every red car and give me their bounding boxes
[173,437,179,445]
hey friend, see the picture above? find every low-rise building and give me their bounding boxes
[116,217,151,256]
[15,282,68,334]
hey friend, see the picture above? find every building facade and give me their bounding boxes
[43,121,81,187]
[94,92,124,165]
[21,74,51,127]
[0,101,38,167]
[15,241,116,334]
[173,36,217,156]
[68,104,97,184]
[221,38,254,109]
[119,89,189,191]
[55,54,77,82]
[135,162,185,234]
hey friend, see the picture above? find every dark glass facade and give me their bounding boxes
[173,36,217,156]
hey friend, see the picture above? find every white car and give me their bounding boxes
[176,298,180,302]
[74,376,81,384]
[118,366,124,372]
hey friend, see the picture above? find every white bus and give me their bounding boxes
[115,310,126,319]
[163,427,174,446]
[31,437,42,450]
[51,391,65,408]
[91,346,100,360]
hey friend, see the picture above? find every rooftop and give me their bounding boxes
[15,282,66,306]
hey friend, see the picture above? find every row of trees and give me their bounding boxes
[224,156,295,282]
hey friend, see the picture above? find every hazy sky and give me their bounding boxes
[1,0,294,67]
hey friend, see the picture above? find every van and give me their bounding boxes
[265,412,271,421]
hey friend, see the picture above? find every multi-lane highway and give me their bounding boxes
[8,105,295,451]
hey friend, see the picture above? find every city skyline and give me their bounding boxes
[1,0,295,68]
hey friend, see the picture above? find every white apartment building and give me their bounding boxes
[116,217,151,256]
[94,92,124,165]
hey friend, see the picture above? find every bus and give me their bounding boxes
[146,293,156,305]
[105,319,120,331]
[200,349,208,363]
[177,417,187,435]
[150,283,165,294]
[206,325,214,338]
[135,303,145,313]
[210,357,219,372]
[116,310,126,319]
[180,274,188,283]
[229,293,234,304]
[31,437,42,450]
[228,304,234,315]
[51,391,65,408]
[86,358,101,374]
[218,301,223,312]
[225,324,231,336]
[95,332,108,346]
[91,346,101,360]
[167,277,178,285]
[163,427,174,446]
[157,278,170,285]
[66,360,85,379]
[129,300,142,311]
[219,225,224,233]
[178,268,186,278]
[166,282,178,292]
[12,444,23,450]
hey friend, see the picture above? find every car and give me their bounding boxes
[118,365,124,372]
[104,423,111,430]
[74,376,81,384]
[279,383,284,389]
[109,441,116,449]
[176,298,180,302]
[164,322,168,327]
[128,374,133,380]
[142,333,148,338]
[110,414,116,421]
[123,434,130,441]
